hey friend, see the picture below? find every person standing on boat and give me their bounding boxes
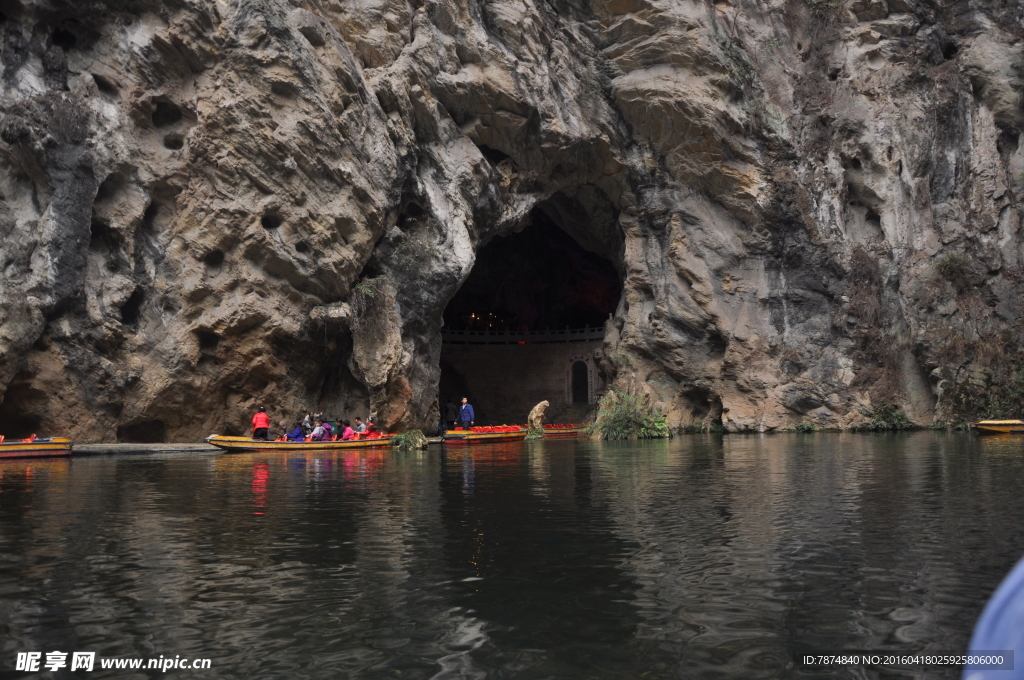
[444,399,459,430]
[251,406,271,440]
[459,397,475,428]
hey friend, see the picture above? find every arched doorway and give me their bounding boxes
[571,361,589,404]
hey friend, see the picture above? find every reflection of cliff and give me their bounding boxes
[2,0,1023,438]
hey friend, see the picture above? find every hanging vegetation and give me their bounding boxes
[585,388,669,440]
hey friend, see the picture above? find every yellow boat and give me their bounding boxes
[205,434,394,452]
[0,437,73,459]
[972,420,1024,435]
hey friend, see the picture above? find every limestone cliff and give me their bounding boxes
[1,0,1022,439]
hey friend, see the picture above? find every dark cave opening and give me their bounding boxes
[439,206,621,427]
[117,419,166,444]
[151,100,182,128]
[443,209,620,332]
[51,27,76,50]
[120,288,144,325]
[0,379,44,439]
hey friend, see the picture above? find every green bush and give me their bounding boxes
[862,402,912,431]
[934,252,971,283]
[392,429,427,450]
[585,389,669,440]
[795,422,816,433]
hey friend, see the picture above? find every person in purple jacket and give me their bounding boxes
[963,555,1024,680]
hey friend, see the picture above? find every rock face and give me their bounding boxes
[1,0,1022,439]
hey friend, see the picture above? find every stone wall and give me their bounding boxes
[441,339,604,427]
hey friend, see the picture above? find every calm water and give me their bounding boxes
[1,433,1023,679]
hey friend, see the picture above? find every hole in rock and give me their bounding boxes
[142,202,159,230]
[865,208,882,227]
[261,213,282,229]
[163,133,184,150]
[271,81,298,98]
[151,100,182,128]
[942,42,958,60]
[477,145,512,165]
[0,377,44,439]
[203,249,224,267]
[997,126,1019,157]
[295,240,310,254]
[708,329,728,358]
[120,288,144,325]
[440,206,621,427]
[89,219,118,252]
[117,419,166,443]
[299,26,325,47]
[797,42,803,51]
[93,73,117,95]
[51,28,76,49]
[95,171,126,202]
[195,329,219,353]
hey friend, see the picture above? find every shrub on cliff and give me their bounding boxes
[392,429,427,450]
[861,402,912,431]
[585,389,669,440]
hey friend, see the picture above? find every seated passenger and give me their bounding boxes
[341,420,355,441]
[310,419,327,441]
[286,421,304,441]
[353,417,367,433]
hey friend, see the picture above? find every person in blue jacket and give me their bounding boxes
[286,420,304,441]
[963,555,1024,680]
[459,397,475,428]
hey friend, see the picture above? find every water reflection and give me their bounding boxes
[0,434,1021,679]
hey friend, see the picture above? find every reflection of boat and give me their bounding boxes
[0,437,73,459]
[543,423,588,438]
[972,420,1024,435]
[205,435,394,452]
[444,426,528,445]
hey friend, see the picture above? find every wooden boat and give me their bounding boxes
[444,426,528,445]
[0,437,73,459]
[543,423,588,438]
[972,420,1024,435]
[205,434,394,452]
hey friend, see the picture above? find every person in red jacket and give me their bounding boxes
[251,406,271,440]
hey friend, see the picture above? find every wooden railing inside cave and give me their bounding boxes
[440,326,606,345]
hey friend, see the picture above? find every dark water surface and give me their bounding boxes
[1,433,1023,679]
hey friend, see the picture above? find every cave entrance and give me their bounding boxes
[440,204,621,426]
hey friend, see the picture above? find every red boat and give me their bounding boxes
[444,425,528,445]
[543,423,588,438]
[0,436,73,459]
